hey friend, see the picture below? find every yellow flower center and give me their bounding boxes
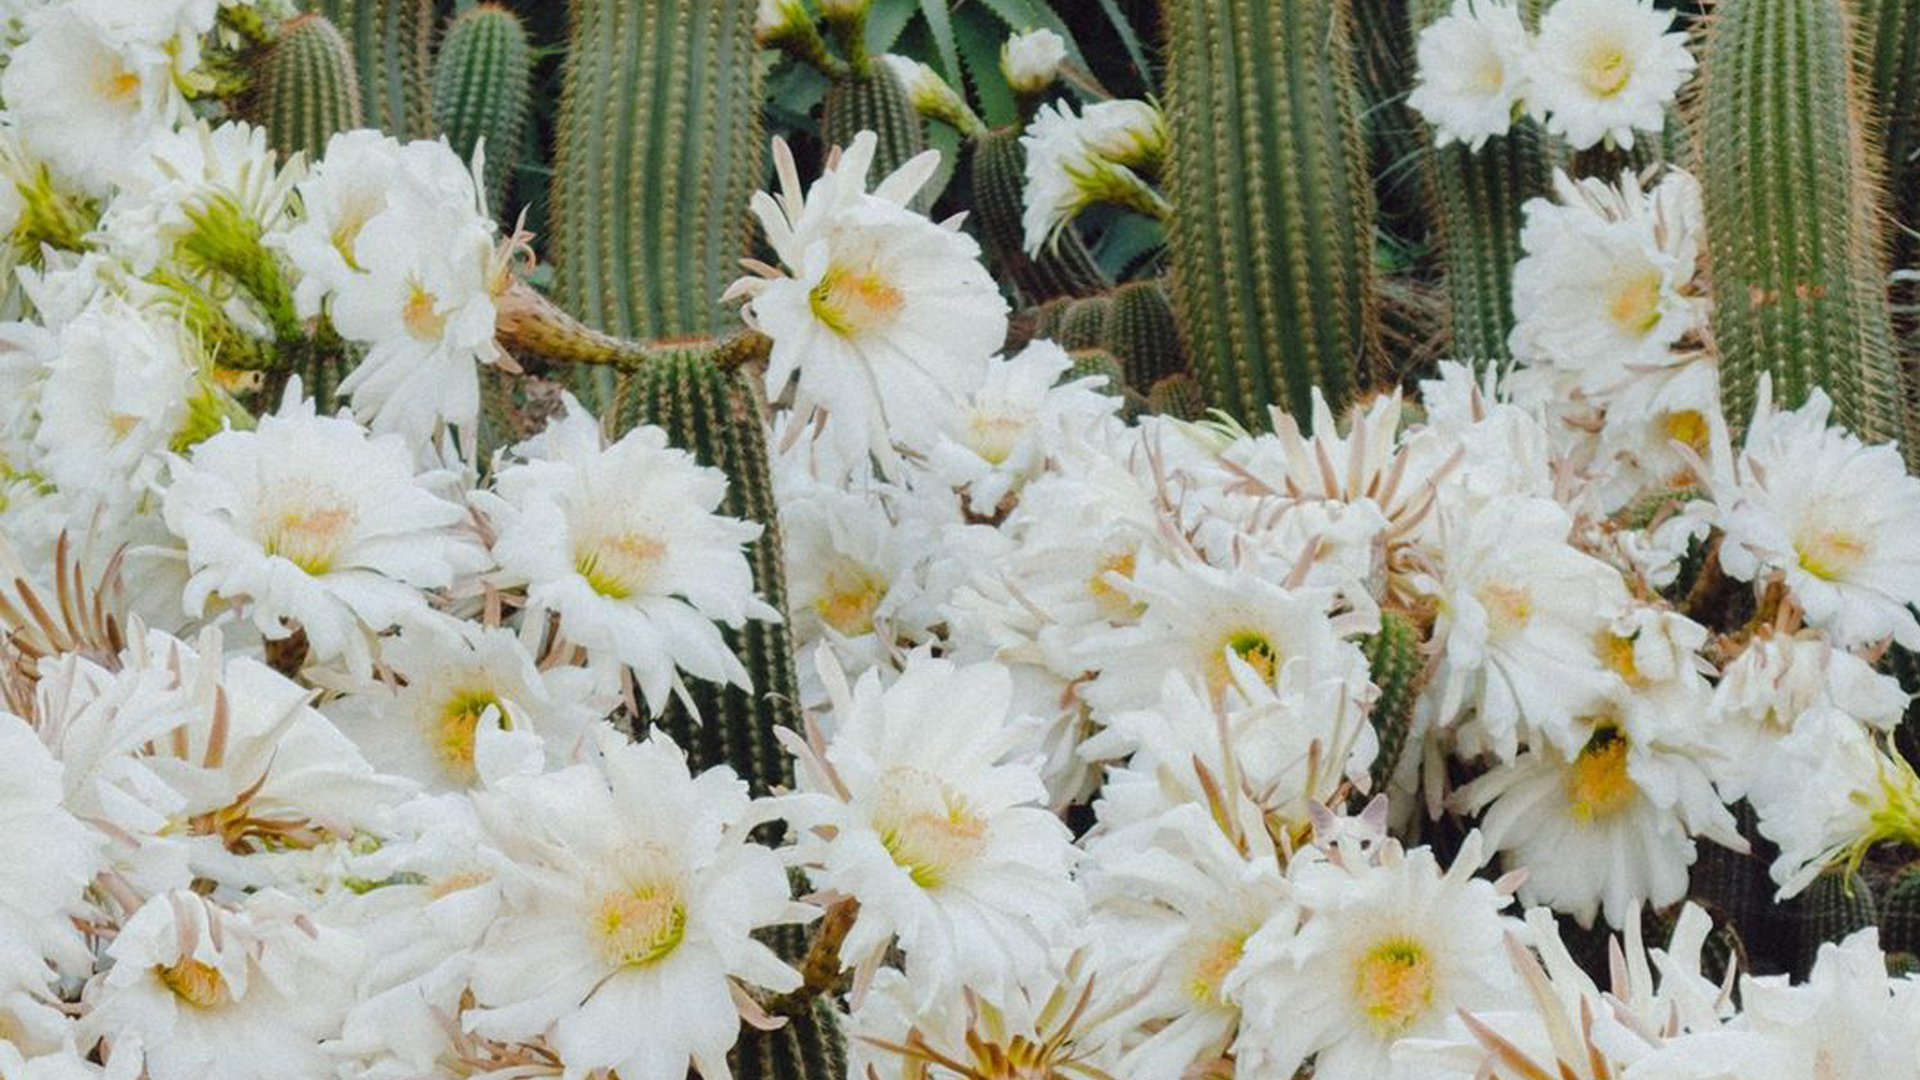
[1605,269,1664,336]
[1087,550,1141,621]
[593,880,687,968]
[1580,41,1633,98]
[1470,54,1506,94]
[1599,632,1646,689]
[810,264,905,336]
[1478,582,1533,641]
[1568,724,1634,823]
[873,766,990,889]
[1354,937,1436,1034]
[99,66,141,105]
[965,409,1032,466]
[1663,409,1709,453]
[1207,629,1280,695]
[575,530,668,600]
[1187,931,1248,1005]
[1796,526,1869,583]
[157,958,231,1008]
[401,280,448,343]
[814,562,887,637]
[433,690,508,772]
[261,488,359,574]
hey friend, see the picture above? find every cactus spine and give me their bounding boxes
[254,14,362,161]
[432,4,534,217]
[1858,0,1920,210]
[309,0,434,139]
[968,129,1110,305]
[821,63,926,203]
[1409,0,1552,367]
[1162,0,1380,429]
[1699,0,1905,446]
[551,0,765,345]
[607,346,799,797]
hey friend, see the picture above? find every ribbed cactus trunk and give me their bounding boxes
[821,64,926,206]
[308,0,434,139]
[1699,0,1906,448]
[1858,0,1920,216]
[254,13,362,161]
[968,129,1110,305]
[432,3,534,217]
[1101,280,1186,392]
[1410,0,1552,368]
[607,346,800,798]
[1162,0,1380,429]
[551,0,764,344]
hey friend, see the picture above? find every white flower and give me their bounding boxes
[913,340,1119,515]
[0,715,103,1000]
[1408,0,1532,150]
[1228,835,1519,1080]
[280,134,500,443]
[1421,493,1629,759]
[1714,384,1920,649]
[1076,555,1375,720]
[464,728,806,1080]
[32,297,196,519]
[1,1,187,193]
[85,890,359,1080]
[1020,99,1166,255]
[782,650,1082,1004]
[96,119,298,275]
[1510,169,1706,379]
[480,398,775,711]
[1710,632,1906,803]
[848,958,1124,1080]
[731,133,1007,474]
[1083,805,1291,1080]
[1625,930,1920,1080]
[1456,708,1742,928]
[1747,705,1920,898]
[1526,0,1694,151]
[161,384,488,675]
[1001,28,1067,94]
[325,620,604,790]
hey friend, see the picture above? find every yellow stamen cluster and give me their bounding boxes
[433,689,509,771]
[1580,42,1633,98]
[576,529,668,600]
[1568,724,1635,823]
[261,489,359,575]
[593,882,688,968]
[1796,526,1869,583]
[814,562,887,637]
[873,766,990,889]
[810,263,905,336]
[1604,269,1664,336]
[1354,937,1436,1034]
[157,957,231,1008]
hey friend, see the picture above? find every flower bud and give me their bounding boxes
[1000,28,1066,96]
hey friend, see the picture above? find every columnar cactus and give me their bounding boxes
[1162,0,1380,429]
[253,13,362,161]
[1361,610,1425,790]
[432,3,534,216]
[821,63,925,197]
[308,0,434,139]
[1100,280,1185,392]
[1698,0,1906,447]
[550,0,765,345]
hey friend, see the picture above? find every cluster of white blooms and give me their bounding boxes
[1409,0,1694,151]
[1018,97,1167,255]
[4,3,1920,1079]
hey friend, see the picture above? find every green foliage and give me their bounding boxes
[967,129,1110,305]
[1699,0,1906,448]
[1162,0,1379,430]
[308,0,435,139]
[254,13,363,162]
[607,346,800,797]
[432,3,534,216]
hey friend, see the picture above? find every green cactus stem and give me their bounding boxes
[432,4,534,217]
[253,13,363,162]
[1100,279,1185,393]
[1361,609,1425,790]
[820,64,926,206]
[1699,0,1906,448]
[1162,0,1380,429]
[308,0,434,139]
[1146,372,1207,419]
